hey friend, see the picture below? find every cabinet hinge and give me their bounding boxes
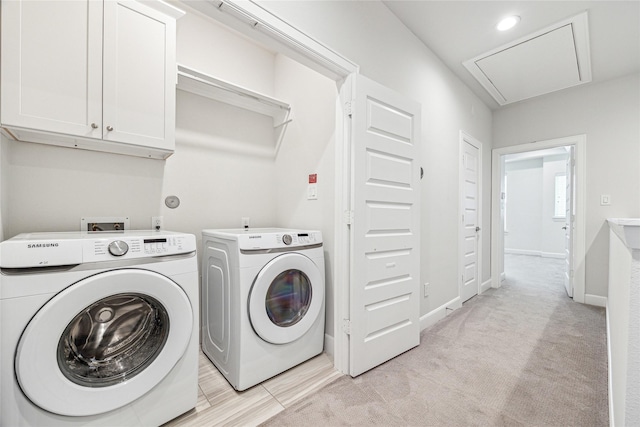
[342,319,351,335]
[344,210,354,225]
[345,101,353,118]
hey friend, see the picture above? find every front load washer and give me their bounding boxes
[201,228,325,391]
[0,231,199,426]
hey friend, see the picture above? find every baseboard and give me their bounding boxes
[505,248,542,256]
[606,302,615,427]
[541,252,565,259]
[480,278,492,293]
[584,294,607,307]
[420,296,462,331]
[505,249,564,259]
[324,333,334,357]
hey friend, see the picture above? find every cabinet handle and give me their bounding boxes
[91,123,98,129]
[106,126,114,132]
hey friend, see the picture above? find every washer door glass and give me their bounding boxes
[15,269,193,417]
[265,270,312,327]
[58,293,169,388]
[249,253,324,344]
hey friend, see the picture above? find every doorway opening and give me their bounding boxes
[491,135,586,304]
[502,146,571,297]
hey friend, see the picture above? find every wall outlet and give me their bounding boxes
[242,217,250,229]
[152,216,163,231]
[423,282,429,298]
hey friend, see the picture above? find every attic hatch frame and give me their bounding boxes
[463,11,592,106]
[186,0,358,375]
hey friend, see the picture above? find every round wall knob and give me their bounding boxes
[106,126,114,132]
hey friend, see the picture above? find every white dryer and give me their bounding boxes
[0,231,199,426]
[201,228,325,391]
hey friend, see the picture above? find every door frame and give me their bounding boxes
[191,0,358,374]
[459,131,483,301]
[490,135,586,303]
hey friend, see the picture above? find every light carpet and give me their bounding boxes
[261,254,608,426]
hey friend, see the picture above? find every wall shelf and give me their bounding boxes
[176,64,292,129]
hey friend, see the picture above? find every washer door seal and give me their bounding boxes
[248,253,324,344]
[15,269,192,417]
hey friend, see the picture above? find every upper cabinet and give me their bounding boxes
[0,0,183,159]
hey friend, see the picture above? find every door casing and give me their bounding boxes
[491,135,586,303]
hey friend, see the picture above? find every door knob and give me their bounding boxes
[106,126,114,132]
[91,123,98,129]
[475,226,481,232]
[562,226,568,230]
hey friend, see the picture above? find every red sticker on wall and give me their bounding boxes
[309,174,317,184]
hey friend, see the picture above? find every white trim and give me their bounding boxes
[323,333,334,358]
[185,0,358,80]
[505,248,543,257]
[606,303,615,427]
[480,278,492,294]
[504,249,565,259]
[459,131,483,302]
[420,297,462,331]
[584,294,607,308]
[334,75,354,375]
[491,135,587,303]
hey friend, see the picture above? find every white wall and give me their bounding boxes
[494,73,640,297]
[272,54,337,339]
[258,0,494,317]
[505,158,543,253]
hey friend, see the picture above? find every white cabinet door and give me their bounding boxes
[1,0,177,158]
[103,0,176,151]
[0,0,103,138]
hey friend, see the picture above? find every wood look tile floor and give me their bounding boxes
[163,351,342,427]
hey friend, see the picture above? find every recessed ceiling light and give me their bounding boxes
[497,15,521,31]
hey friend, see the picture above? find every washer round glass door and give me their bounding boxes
[15,269,193,417]
[248,253,324,344]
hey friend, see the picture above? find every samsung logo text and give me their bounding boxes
[27,243,59,249]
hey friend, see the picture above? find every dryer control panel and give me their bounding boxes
[235,230,322,251]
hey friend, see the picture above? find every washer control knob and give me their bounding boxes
[108,240,129,257]
[282,234,292,245]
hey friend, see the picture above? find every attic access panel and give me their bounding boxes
[463,12,592,106]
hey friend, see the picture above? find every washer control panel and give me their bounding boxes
[89,235,191,261]
[0,231,196,268]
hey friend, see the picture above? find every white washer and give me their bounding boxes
[201,228,325,391]
[0,231,199,426]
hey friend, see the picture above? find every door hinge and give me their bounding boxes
[342,319,351,335]
[345,101,353,118]
[344,210,354,225]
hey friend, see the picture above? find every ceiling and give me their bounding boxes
[383,1,640,109]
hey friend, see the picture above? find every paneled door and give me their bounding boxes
[564,146,575,297]
[349,75,421,377]
[460,135,481,303]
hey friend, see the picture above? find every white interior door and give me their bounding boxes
[460,136,481,303]
[349,74,421,377]
[564,146,575,297]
